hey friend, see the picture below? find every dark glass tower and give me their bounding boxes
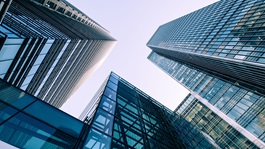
[79,72,220,149]
[0,0,116,108]
[147,0,265,148]
[148,0,265,94]
[0,73,219,149]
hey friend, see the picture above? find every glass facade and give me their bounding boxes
[175,94,258,149]
[0,79,85,148]
[147,0,265,93]
[147,0,265,148]
[149,51,265,148]
[80,72,219,149]
[0,0,116,108]
[0,73,221,149]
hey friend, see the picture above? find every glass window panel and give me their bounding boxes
[110,73,119,79]
[233,106,245,114]
[4,38,24,45]
[84,128,111,149]
[234,54,245,59]
[246,92,259,103]
[240,98,253,107]
[99,96,116,114]
[237,102,249,111]
[246,120,264,137]
[0,74,4,79]
[24,100,83,138]
[103,87,116,101]
[0,82,36,109]
[227,109,241,121]
[92,109,114,135]
[34,54,46,65]
[29,64,40,75]
[20,84,28,91]
[0,112,77,149]
[258,57,265,63]
[0,102,18,124]
[0,60,12,74]
[134,142,143,149]
[40,40,54,54]
[22,75,34,86]
[0,26,13,35]
[117,97,127,106]
[0,44,21,61]
[125,104,138,115]
[126,136,138,147]
[107,81,117,91]
[109,76,118,84]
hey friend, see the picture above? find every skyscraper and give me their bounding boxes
[0,73,223,149]
[148,0,265,93]
[175,94,261,149]
[147,0,265,148]
[0,0,116,108]
[79,72,222,149]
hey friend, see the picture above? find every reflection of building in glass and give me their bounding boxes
[0,73,221,148]
[148,53,265,148]
[147,0,265,148]
[175,94,259,149]
[80,72,221,148]
[0,0,116,108]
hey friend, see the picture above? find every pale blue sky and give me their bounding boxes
[61,0,218,118]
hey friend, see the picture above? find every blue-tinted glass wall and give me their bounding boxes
[149,52,265,148]
[147,0,265,147]
[80,72,219,149]
[175,94,259,149]
[0,0,116,108]
[0,79,85,148]
[0,72,219,148]
[147,0,265,94]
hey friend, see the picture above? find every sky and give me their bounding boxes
[61,0,219,118]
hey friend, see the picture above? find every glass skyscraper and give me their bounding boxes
[147,0,265,148]
[175,94,259,149]
[0,73,223,149]
[0,0,116,108]
[79,72,221,149]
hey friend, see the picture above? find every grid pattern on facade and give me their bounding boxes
[175,94,259,149]
[0,0,116,108]
[80,72,220,149]
[83,73,186,148]
[147,0,265,92]
[148,0,265,63]
[0,72,226,149]
[148,52,265,144]
[4,0,69,38]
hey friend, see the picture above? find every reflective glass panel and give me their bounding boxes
[107,81,117,91]
[99,96,116,114]
[84,128,111,149]
[0,82,36,109]
[24,100,83,138]
[0,60,12,74]
[92,109,114,135]
[0,102,17,124]
[109,76,118,84]
[103,87,116,101]
[0,112,77,149]
[0,44,21,61]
